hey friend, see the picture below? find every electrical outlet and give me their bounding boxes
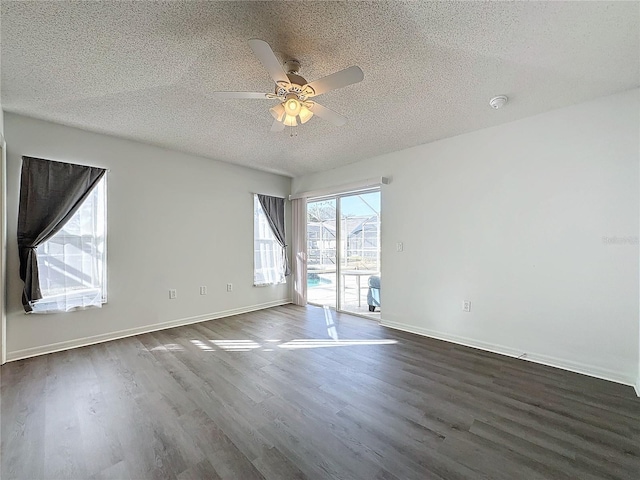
[396,242,404,252]
[462,300,471,312]
[226,283,233,292]
[200,286,207,295]
[169,289,177,299]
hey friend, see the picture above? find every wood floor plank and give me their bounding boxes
[147,329,276,463]
[89,460,131,480]
[73,355,125,477]
[178,409,265,480]
[1,355,48,480]
[2,304,639,479]
[43,350,90,480]
[176,459,222,480]
[251,446,309,480]
[468,419,620,480]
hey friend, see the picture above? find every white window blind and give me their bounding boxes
[254,194,285,286]
[33,177,107,313]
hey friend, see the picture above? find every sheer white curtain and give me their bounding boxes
[291,197,307,305]
[254,195,286,286]
[33,178,107,313]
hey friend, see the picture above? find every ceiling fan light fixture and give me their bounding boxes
[211,40,363,131]
[298,105,313,124]
[283,114,298,127]
[269,103,285,121]
[284,94,302,116]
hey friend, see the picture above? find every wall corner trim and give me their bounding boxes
[6,299,292,362]
[380,319,637,390]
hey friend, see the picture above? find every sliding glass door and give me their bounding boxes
[306,198,337,308]
[338,191,381,316]
[306,189,381,318]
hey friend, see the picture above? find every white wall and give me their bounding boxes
[294,89,640,387]
[4,113,291,359]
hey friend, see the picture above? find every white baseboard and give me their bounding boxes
[380,319,637,389]
[6,299,292,362]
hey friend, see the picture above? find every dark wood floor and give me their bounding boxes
[1,305,639,480]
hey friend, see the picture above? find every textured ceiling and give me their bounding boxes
[1,1,639,177]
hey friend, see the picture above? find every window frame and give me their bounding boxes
[32,175,108,313]
[253,194,286,287]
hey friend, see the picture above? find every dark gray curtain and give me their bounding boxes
[18,156,107,312]
[257,194,291,277]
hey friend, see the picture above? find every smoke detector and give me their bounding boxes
[489,95,508,109]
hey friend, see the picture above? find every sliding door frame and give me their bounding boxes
[0,135,6,364]
[335,194,343,312]
[306,186,381,319]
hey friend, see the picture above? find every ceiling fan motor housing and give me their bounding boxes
[284,60,301,74]
[275,72,314,100]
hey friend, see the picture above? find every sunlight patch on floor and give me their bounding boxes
[182,337,398,352]
[190,339,214,351]
[324,306,339,340]
[210,340,261,351]
[150,343,184,352]
[277,339,397,349]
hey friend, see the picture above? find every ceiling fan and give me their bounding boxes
[212,39,364,132]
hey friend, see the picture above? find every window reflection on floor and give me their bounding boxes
[151,336,398,353]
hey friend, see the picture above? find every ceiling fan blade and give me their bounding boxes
[248,39,290,86]
[210,92,271,99]
[271,119,285,132]
[309,102,348,126]
[305,66,364,97]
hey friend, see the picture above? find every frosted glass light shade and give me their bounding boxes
[298,105,313,124]
[270,103,285,121]
[284,94,302,116]
[283,114,298,127]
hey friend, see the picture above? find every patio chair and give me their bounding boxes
[367,275,380,312]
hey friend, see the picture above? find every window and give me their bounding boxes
[254,194,286,286]
[33,177,107,313]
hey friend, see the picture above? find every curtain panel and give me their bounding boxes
[17,156,107,312]
[257,194,291,277]
[291,197,307,306]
